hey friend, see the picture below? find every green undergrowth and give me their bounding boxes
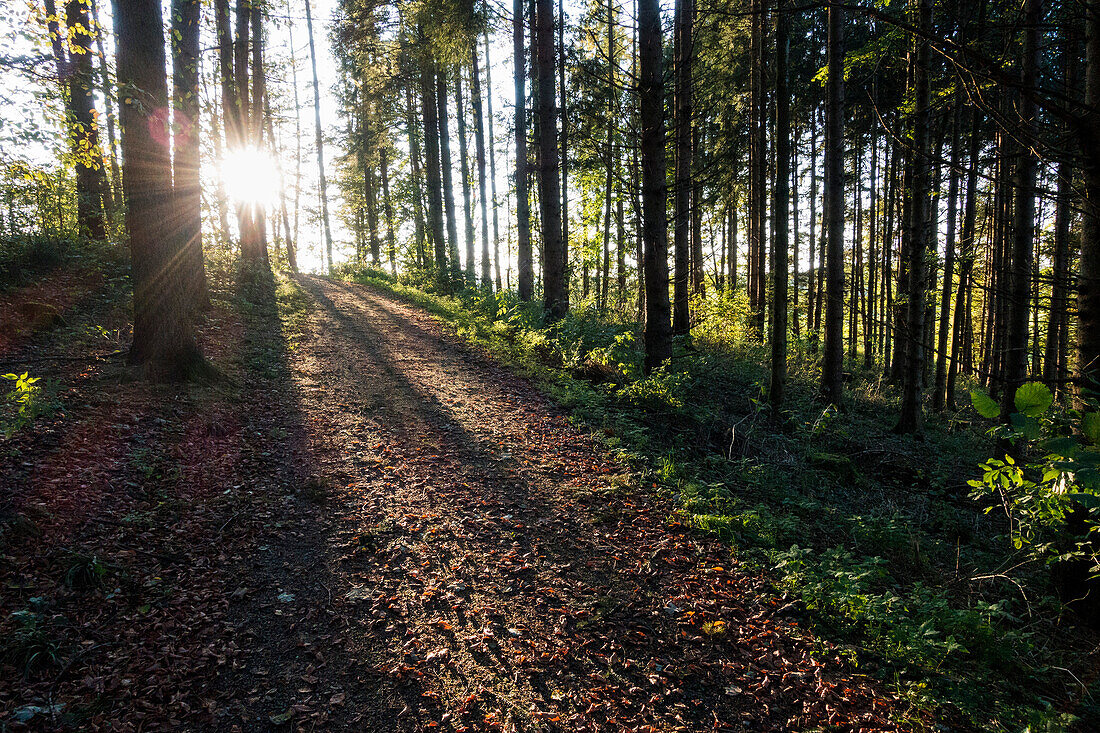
[338,264,1097,732]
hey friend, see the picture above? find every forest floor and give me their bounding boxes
[0,268,916,731]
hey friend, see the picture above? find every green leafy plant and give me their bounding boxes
[969,382,1100,577]
[2,605,62,675]
[2,371,46,438]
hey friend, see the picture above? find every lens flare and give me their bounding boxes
[221,146,280,207]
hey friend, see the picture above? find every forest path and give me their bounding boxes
[221,274,904,731]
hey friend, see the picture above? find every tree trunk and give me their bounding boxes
[638,0,672,372]
[1001,0,1042,413]
[421,56,448,280]
[305,0,333,272]
[770,0,790,407]
[895,0,932,434]
[404,72,427,269]
[807,114,817,341]
[471,46,492,288]
[536,0,566,318]
[558,0,570,281]
[1077,0,1100,400]
[437,69,460,279]
[672,0,693,336]
[90,0,120,212]
[116,0,205,380]
[933,107,961,410]
[485,33,503,290]
[514,0,533,300]
[455,71,476,284]
[171,0,208,309]
[381,145,396,276]
[248,1,269,266]
[948,104,982,407]
[66,0,109,240]
[822,2,845,404]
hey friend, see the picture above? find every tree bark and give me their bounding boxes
[437,68,461,279]
[638,0,672,372]
[65,0,109,240]
[536,0,566,318]
[933,107,961,410]
[116,0,205,380]
[1001,0,1041,413]
[305,0,333,272]
[514,0,532,300]
[90,0,120,212]
[895,0,932,434]
[421,56,448,280]
[558,0,570,281]
[1077,0,1100,400]
[381,144,396,276]
[822,2,845,404]
[485,33,503,290]
[672,0,693,336]
[471,46,492,288]
[455,70,476,284]
[171,0,208,308]
[770,0,790,407]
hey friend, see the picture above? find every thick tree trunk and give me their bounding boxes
[248,2,269,266]
[558,0,569,279]
[536,0,566,319]
[66,0,109,240]
[116,0,204,380]
[1001,0,1041,413]
[895,0,932,434]
[171,0,208,309]
[672,0,693,336]
[602,0,616,310]
[822,3,845,404]
[514,0,533,300]
[421,57,448,280]
[770,0,790,407]
[638,0,672,372]
[404,76,427,269]
[1077,0,1100,400]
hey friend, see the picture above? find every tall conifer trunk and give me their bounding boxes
[822,2,845,404]
[171,0,208,308]
[638,0,672,372]
[536,0,566,318]
[116,0,205,380]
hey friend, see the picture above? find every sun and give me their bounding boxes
[221,146,281,208]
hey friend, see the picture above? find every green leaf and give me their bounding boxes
[971,389,1001,419]
[1082,412,1100,445]
[1014,382,1053,417]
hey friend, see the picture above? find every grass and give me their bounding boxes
[337,264,1098,732]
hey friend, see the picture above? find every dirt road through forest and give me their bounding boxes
[0,273,907,731]
[216,275,904,731]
